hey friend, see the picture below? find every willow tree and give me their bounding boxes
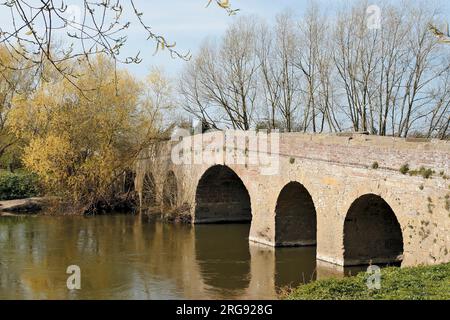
[8,55,167,213]
[0,45,36,168]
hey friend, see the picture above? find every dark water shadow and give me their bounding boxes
[194,224,251,296]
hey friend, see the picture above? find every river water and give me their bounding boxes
[0,214,363,299]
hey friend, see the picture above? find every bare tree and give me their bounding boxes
[178,0,450,139]
[373,4,410,136]
[395,6,447,137]
[427,64,450,138]
[333,2,381,133]
[296,3,342,133]
[256,12,301,132]
[273,12,301,132]
[179,44,222,129]
[180,18,259,130]
[255,21,280,130]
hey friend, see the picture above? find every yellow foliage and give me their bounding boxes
[9,54,162,212]
[0,45,34,167]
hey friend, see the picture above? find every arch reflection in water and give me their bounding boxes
[194,224,251,296]
[275,246,317,286]
[0,214,322,299]
[194,224,318,298]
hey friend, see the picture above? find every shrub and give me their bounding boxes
[421,168,434,179]
[399,164,409,175]
[0,170,41,200]
[371,162,379,169]
[409,166,434,179]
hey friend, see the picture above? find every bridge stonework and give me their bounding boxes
[136,132,450,268]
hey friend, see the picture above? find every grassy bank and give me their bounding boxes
[0,170,40,200]
[284,263,450,300]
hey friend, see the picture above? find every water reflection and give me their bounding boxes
[0,215,348,300]
[275,246,317,286]
[195,224,251,297]
[316,260,367,279]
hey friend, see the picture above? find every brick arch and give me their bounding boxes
[275,181,317,246]
[194,165,252,224]
[343,193,404,266]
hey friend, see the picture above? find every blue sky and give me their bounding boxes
[0,0,449,78]
[122,0,321,78]
[116,0,450,78]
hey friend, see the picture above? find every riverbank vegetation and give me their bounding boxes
[0,48,174,213]
[0,170,40,201]
[0,1,234,214]
[8,56,170,213]
[283,263,450,300]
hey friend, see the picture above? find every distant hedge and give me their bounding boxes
[0,170,40,200]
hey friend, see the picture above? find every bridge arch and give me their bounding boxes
[194,165,252,223]
[343,193,404,266]
[275,182,317,246]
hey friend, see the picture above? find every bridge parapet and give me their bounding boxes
[278,133,449,173]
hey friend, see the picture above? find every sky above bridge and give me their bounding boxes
[115,0,360,78]
[103,0,450,79]
[118,0,349,78]
[0,0,449,79]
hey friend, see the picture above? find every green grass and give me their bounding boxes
[0,170,41,200]
[284,263,450,300]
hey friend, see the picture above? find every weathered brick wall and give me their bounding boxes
[136,131,450,267]
[278,133,449,173]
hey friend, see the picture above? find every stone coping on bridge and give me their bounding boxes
[180,131,449,153]
[173,131,450,173]
[279,131,449,152]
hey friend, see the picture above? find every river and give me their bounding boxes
[0,214,365,299]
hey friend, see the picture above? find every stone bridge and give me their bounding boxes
[135,131,450,268]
